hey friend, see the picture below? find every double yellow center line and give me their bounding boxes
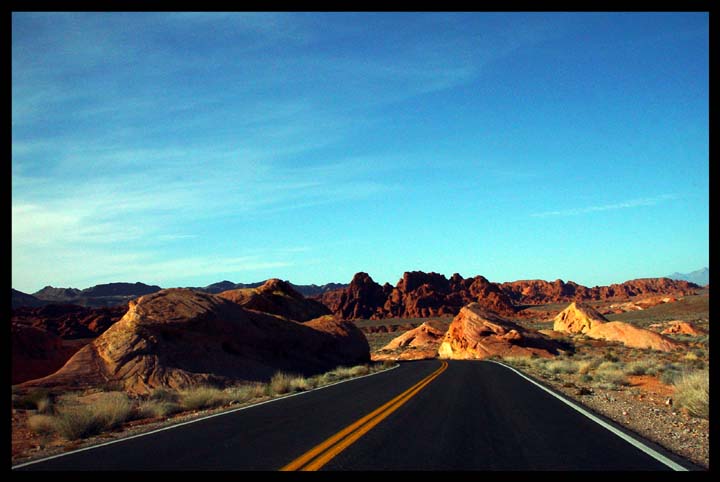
[280,360,448,471]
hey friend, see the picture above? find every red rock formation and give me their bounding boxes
[317,272,698,320]
[588,322,680,352]
[21,289,370,394]
[305,315,372,363]
[553,302,608,334]
[438,304,562,360]
[218,278,331,322]
[501,278,697,305]
[660,321,705,336]
[318,272,388,320]
[11,324,81,384]
[11,304,126,339]
[318,271,516,320]
[552,302,680,352]
[500,279,583,305]
[373,321,448,361]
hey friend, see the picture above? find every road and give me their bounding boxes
[13,359,699,471]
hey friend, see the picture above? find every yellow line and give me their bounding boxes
[280,360,448,471]
[301,361,447,471]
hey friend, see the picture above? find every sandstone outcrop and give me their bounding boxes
[553,302,680,352]
[21,289,369,394]
[218,278,331,322]
[373,321,448,361]
[660,321,705,336]
[588,322,680,352]
[438,304,562,360]
[553,302,608,334]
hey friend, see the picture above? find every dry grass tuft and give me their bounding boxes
[673,370,709,419]
[179,386,230,411]
[37,391,134,440]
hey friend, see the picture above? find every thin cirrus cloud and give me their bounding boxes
[531,194,678,217]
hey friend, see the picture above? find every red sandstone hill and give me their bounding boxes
[21,289,370,394]
[217,278,331,322]
[316,272,699,320]
[11,304,127,339]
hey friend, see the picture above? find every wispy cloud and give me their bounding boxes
[531,194,678,217]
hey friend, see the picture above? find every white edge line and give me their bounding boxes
[12,363,400,470]
[486,360,689,472]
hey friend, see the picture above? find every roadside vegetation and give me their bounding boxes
[500,331,709,419]
[15,361,396,444]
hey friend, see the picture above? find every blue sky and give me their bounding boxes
[12,12,709,293]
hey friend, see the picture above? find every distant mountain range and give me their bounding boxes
[12,269,706,310]
[12,280,349,309]
[666,267,709,287]
[197,280,348,297]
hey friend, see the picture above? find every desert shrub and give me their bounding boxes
[502,356,529,368]
[525,357,549,371]
[577,361,595,375]
[135,400,182,419]
[658,364,683,385]
[381,360,396,369]
[546,360,578,375]
[27,414,56,436]
[347,365,370,377]
[51,406,105,440]
[226,383,266,404]
[40,392,134,441]
[149,387,179,403]
[269,372,295,395]
[594,367,629,387]
[673,370,709,419]
[289,376,312,392]
[328,366,354,379]
[596,361,621,372]
[179,386,230,411]
[93,391,134,428]
[602,351,619,362]
[624,360,652,376]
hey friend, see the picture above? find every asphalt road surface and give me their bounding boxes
[14,359,700,471]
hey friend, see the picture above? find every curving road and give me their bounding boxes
[13,360,700,471]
